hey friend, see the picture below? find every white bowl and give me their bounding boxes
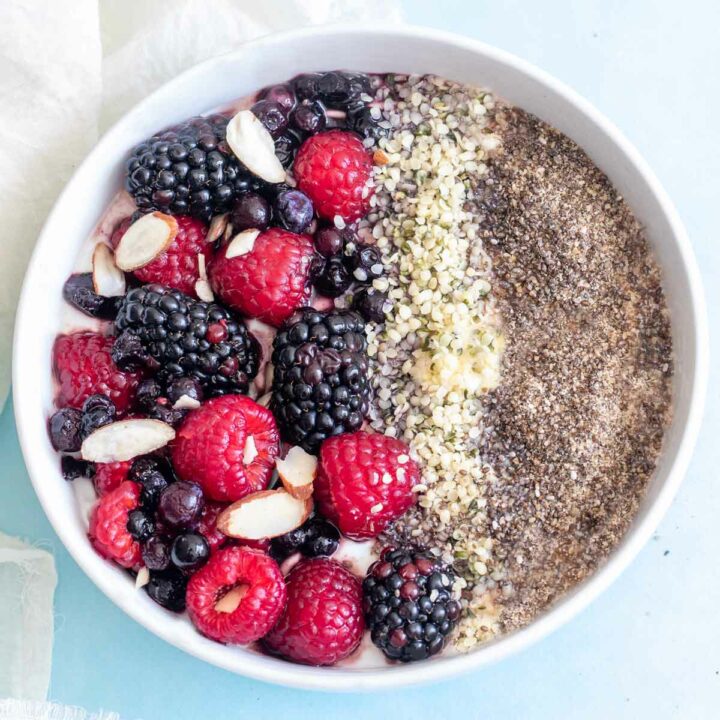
[13,24,708,691]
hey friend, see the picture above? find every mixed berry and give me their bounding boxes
[48,70,463,667]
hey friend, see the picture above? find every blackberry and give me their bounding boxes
[125,114,252,221]
[115,284,259,396]
[271,308,370,453]
[363,548,462,663]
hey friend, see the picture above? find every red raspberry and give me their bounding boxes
[109,217,132,248]
[186,546,286,644]
[314,431,420,540]
[263,558,364,665]
[172,395,280,502]
[196,500,228,553]
[208,228,314,327]
[52,332,143,413]
[293,130,373,222]
[88,481,142,569]
[114,215,210,296]
[93,461,131,497]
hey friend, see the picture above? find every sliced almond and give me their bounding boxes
[172,394,201,410]
[81,419,175,463]
[206,213,229,244]
[226,110,286,184]
[197,252,208,280]
[135,567,150,590]
[276,446,317,500]
[195,277,214,302]
[243,435,258,465]
[217,489,312,540]
[215,585,248,614]
[115,212,178,271]
[225,229,260,259]
[257,392,272,408]
[92,243,126,297]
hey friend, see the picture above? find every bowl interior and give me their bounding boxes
[13,25,706,691]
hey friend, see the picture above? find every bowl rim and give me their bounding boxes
[13,22,709,691]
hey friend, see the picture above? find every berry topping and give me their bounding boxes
[170,531,210,571]
[157,480,204,530]
[114,284,259,396]
[48,408,83,452]
[230,192,271,232]
[314,431,420,539]
[125,114,251,221]
[63,273,122,320]
[113,215,210,297]
[88,481,142,568]
[208,228,315,327]
[93,460,131,497]
[52,332,144,414]
[272,188,314,234]
[172,395,280,503]
[186,546,286,644]
[363,548,462,662]
[263,558,364,665]
[293,130,373,222]
[145,569,188,612]
[271,309,370,453]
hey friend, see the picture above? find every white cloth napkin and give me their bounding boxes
[0,0,402,412]
[0,2,402,717]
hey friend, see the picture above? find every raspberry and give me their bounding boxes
[52,332,143,413]
[115,215,210,297]
[172,395,280,502]
[314,431,420,540]
[208,228,315,327]
[263,558,364,665]
[293,130,373,221]
[186,546,286,644]
[196,500,228,553]
[88,481,142,569]
[93,461,131,497]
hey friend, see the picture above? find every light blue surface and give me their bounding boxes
[2,1,719,717]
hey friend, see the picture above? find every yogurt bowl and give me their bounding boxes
[13,24,707,690]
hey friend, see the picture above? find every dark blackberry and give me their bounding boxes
[353,287,390,324]
[60,456,94,481]
[114,284,259,396]
[363,548,462,663]
[63,273,122,320]
[145,569,188,612]
[125,114,252,221]
[271,308,370,453]
[312,256,352,298]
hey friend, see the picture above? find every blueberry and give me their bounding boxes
[127,509,155,541]
[301,518,340,557]
[170,532,210,571]
[142,535,171,571]
[80,394,116,437]
[348,104,388,141]
[292,73,322,101]
[166,377,203,405]
[292,100,327,134]
[314,226,345,257]
[48,408,83,452]
[270,524,309,560]
[230,192,271,232]
[111,330,148,370]
[273,189,314,233]
[313,257,352,298]
[158,481,204,529]
[251,100,288,138]
[134,378,163,412]
[60,456,94,481]
[260,84,297,112]
[62,273,122,320]
[145,569,187,612]
[353,287,389,324]
[147,400,186,427]
[315,71,355,108]
[346,244,384,283]
[274,130,303,169]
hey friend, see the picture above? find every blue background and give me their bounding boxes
[2,1,718,717]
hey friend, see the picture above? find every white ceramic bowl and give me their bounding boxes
[13,24,708,691]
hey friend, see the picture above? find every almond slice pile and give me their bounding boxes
[217,489,312,540]
[115,212,178,271]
